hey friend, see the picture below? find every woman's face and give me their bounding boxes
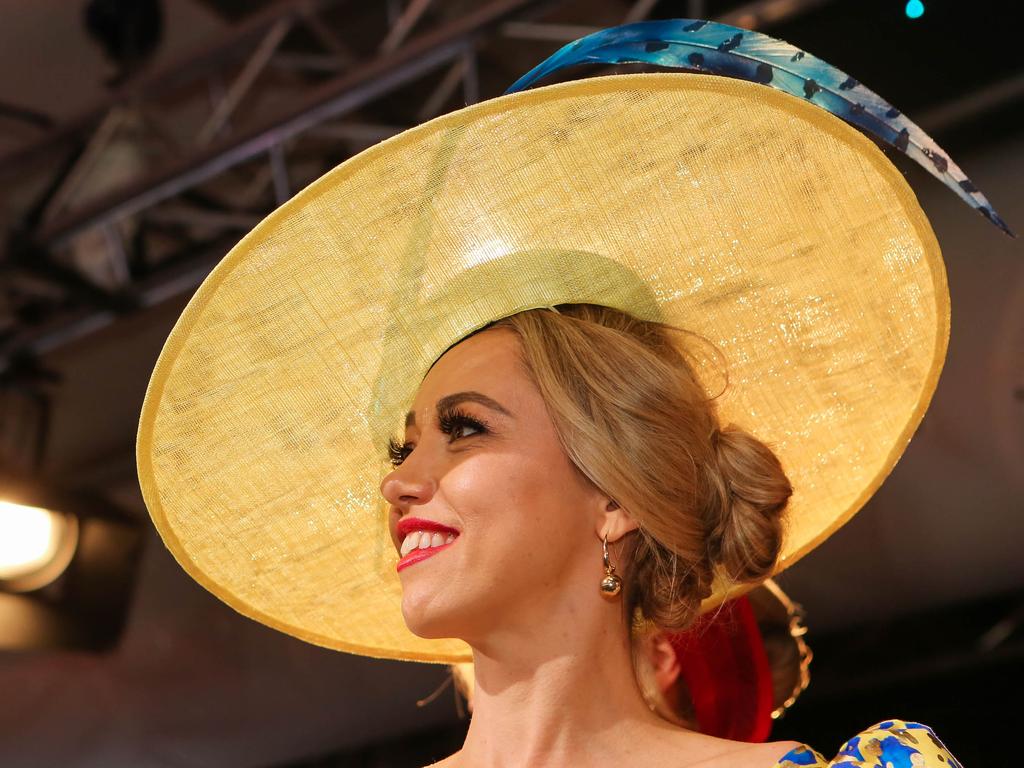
[380,327,608,645]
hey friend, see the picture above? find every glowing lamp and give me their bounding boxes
[0,501,79,592]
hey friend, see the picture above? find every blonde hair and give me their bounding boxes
[489,304,791,631]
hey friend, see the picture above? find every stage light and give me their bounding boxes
[0,500,79,592]
[905,0,925,18]
[0,479,143,650]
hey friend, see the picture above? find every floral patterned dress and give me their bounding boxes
[775,719,963,767]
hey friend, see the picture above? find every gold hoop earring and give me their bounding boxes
[600,533,622,597]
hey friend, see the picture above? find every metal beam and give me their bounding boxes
[269,144,291,204]
[622,0,659,24]
[1,234,238,370]
[197,18,293,146]
[297,0,357,64]
[100,224,132,288]
[380,0,435,54]
[308,121,409,145]
[0,101,54,131]
[34,0,546,249]
[462,47,480,106]
[40,108,130,225]
[501,21,599,41]
[416,52,469,122]
[504,0,833,42]
[917,71,1024,134]
[716,0,832,28]
[0,0,346,176]
[144,204,261,231]
[270,51,349,73]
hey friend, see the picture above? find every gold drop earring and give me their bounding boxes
[600,533,622,597]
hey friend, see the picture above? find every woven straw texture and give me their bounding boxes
[137,73,948,663]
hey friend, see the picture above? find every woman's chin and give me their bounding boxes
[402,613,462,640]
[400,594,465,639]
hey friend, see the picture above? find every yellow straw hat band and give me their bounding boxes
[137,73,947,663]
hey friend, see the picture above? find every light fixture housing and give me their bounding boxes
[0,501,80,593]
[0,475,144,651]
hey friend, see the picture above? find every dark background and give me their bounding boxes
[0,1,1020,766]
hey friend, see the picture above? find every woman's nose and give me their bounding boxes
[380,461,437,509]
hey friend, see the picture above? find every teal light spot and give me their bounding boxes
[905,0,925,18]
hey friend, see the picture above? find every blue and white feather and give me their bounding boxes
[506,19,1013,237]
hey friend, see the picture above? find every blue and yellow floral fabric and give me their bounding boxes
[776,719,962,767]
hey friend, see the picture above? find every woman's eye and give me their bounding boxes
[387,437,413,467]
[438,408,488,442]
[450,420,481,439]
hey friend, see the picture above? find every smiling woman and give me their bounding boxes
[135,17,995,768]
[384,327,608,645]
[380,308,803,765]
[385,305,791,634]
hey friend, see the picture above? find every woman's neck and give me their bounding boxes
[453,602,677,768]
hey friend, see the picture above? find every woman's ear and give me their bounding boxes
[646,632,682,690]
[598,498,639,543]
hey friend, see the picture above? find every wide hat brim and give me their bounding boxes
[137,73,948,664]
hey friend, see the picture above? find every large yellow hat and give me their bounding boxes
[137,39,955,663]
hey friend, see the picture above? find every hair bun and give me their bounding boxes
[705,425,792,584]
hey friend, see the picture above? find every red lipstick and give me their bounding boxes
[396,517,460,573]
[397,541,455,572]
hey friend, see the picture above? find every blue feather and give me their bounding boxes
[506,19,1013,237]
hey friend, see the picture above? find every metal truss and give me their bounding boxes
[0,0,838,375]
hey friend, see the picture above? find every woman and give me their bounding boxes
[383,304,799,766]
[384,305,957,767]
[138,19,1004,767]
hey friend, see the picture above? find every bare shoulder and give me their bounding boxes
[731,740,807,767]
[421,752,460,768]
[422,737,805,767]
[661,732,808,768]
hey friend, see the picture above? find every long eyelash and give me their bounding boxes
[437,406,489,442]
[386,407,489,466]
[387,436,412,467]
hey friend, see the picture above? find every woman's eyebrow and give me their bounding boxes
[404,391,513,427]
[437,391,513,417]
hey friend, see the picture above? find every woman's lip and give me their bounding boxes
[396,517,460,543]
[396,539,456,572]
